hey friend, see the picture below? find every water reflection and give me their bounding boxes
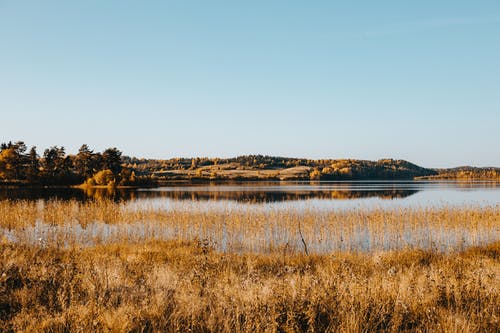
[138,188,419,202]
[0,181,499,206]
[0,187,87,201]
[0,187,133,201]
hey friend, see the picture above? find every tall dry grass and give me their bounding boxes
[1,200,498,253]
[1,199,499,332]
[1,239,499,332]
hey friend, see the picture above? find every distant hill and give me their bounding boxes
[122,155,439,181]
[417,166,500,181]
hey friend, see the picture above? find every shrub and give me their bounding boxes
[92,169,115,186]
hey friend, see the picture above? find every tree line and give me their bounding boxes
[5,142,497,184]
[0,141,152,186]
[417,167,500,181]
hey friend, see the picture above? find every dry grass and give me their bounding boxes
[153,163,309,180]
[1,239,499,332]
[1,200,499,332]
[1,200,498,253]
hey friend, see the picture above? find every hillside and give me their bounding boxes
[417,166,500,181]
[122,155,438,181]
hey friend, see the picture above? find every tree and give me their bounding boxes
[74,144,97,180]
[191,158,198,170]
[41,146,66,179]
[102,148,122,176]
[26,146,40,182]
[0,141,28,181]
[0,148,17,180]
[310,168,321,180]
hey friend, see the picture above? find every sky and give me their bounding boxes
[0,1,499,168]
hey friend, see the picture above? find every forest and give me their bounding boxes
[0,141,152,186]
[417,166,500,180]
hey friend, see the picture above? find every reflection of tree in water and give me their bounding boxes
[0,187,87,201]
[81,187,139,201]
[131,189,419,203]
[0,186,419,202]
[0,187,137,202]
[3,180,500,203]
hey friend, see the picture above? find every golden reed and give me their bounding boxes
[1,199,499,332]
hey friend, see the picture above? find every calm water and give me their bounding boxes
[140,181,500,211]
[2,181,499,210]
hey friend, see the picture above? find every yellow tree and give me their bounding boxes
[0,148,17,180]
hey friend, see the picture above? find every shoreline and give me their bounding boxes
[0,177,500,189]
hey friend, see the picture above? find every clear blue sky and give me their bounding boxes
[1,1,499,167]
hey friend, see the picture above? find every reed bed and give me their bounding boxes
[1,199,499,332]
[0,200,499,253]
[1,240,499,332]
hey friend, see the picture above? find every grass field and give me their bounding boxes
[153,163,312,181]
[1,240,499,332]
[1,200,499,332]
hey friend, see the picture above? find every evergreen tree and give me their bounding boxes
[102,148,122,175]
[26,146,39,182]
[74,144,96,180]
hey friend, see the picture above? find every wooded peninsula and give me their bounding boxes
[0,141,499,186]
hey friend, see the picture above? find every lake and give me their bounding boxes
[2,180,499,211]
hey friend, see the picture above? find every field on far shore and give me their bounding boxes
[153,163,313,181]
